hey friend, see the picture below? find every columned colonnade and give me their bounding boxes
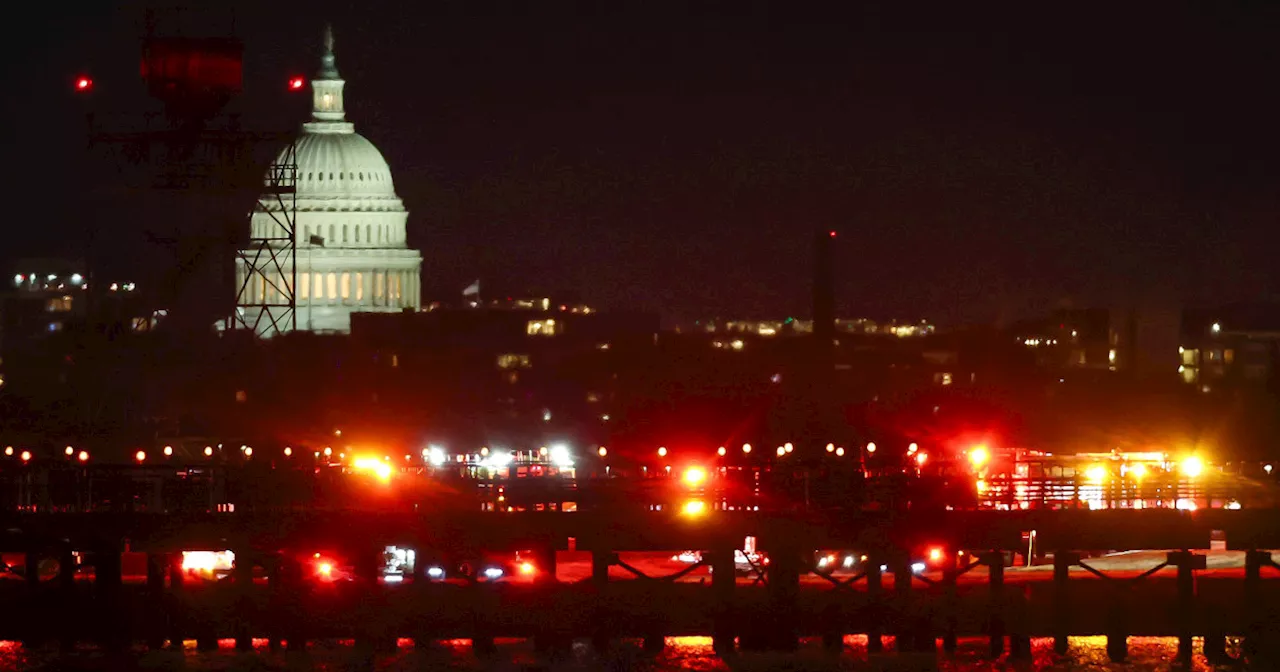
[240,266,420,310]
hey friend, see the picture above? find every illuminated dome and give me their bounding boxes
[237,25,422,335]
[292,132,400,201]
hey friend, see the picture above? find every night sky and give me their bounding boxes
[6,1,1280,325]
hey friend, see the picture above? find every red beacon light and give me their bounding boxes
[288,76,305,91]
[74,75,93,92]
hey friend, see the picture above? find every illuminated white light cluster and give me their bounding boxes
[425,445,447,466]
[549,443,573,468]
[481,451,513,468]
[182,550,235,573]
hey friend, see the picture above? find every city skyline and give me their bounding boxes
[7,2,1280,325]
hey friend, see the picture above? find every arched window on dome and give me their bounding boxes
[358,172,363,181]
[355,272,364,303]
[366,225,371,245]
[340,273,350,304]
[318,172,324,181]
[308,173,313,181]
[339,172,344,180]
[342,225,348,243]
[327,273,337,304]
[299,272,309,301]
[354,226,360,243]
[329,224,335,243]
[329,173,334,181]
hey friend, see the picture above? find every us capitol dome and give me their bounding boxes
[237,26,423,334]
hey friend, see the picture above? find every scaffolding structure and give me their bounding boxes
[86,115,298,337]
[233,140,298,336]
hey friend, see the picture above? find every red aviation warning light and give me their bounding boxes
[828,230,837,238]
[74,75,93,92]
[288,76,305,91]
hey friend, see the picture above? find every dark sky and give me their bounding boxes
[6,1,1280,325]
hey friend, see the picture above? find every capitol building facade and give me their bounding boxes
[237,27,422,334]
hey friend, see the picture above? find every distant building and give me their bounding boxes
[683,317,935,339]
[1009,308,1117,371]
[2,259,89,352]
[351,301,658,357]
[1179,304,1280,391]
[238,27,422,335]
[342,301,659,451]
[1,258,147,395]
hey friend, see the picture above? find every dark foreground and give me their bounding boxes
[0,636,1242,672]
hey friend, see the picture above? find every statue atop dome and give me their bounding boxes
[307,23,349,131]
[317,23,341,80]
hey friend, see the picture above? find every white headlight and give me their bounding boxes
[911,562,926,573]
[426,566,445,579]
[483,567,504,579]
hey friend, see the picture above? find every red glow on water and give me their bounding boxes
[215,638,271,650]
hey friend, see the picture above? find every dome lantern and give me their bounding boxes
[307,23,350,133]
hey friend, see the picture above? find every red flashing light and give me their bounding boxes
[288,76,305,91]
[828,230,837,238]
[74,76,93,92]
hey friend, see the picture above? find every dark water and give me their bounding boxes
[0,636,1229,671]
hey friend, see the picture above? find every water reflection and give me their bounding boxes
[0,636,1229,671]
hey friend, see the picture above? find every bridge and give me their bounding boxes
[3,506,1280,664]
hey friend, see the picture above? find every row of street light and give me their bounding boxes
[652,441,915,461]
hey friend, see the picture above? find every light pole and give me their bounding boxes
[307,234,325,331]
